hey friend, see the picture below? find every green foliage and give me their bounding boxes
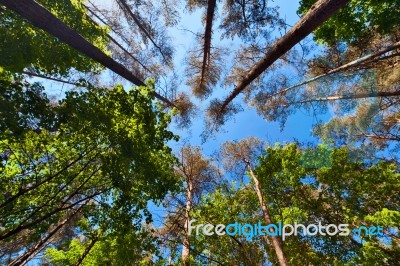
[0,0,109,75]
[0,77,56,137]
[0,78,179,263]
[298,143,333,169]
[185,143,399,264]
[1,0,399,264]
[297,0,400,45]
[44,227,161,266]
[255,144,400,264]
[189,184,266,265]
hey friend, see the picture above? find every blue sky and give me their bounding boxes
[148,0,333,226]
[30,0,333,228]
[165,0,328,157]
[38,0,329,157]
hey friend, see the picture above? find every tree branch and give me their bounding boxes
[216,0,351,118]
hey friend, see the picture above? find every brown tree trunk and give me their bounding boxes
[9,204,86,266]
[246,161,289,266]
[218,0,350,115]
[182,179,193,266]
[199,0,217,89]
[74,235,99,266]
[0,0,174,106]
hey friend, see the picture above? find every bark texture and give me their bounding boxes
[199,0,217,90]
[0,0,173,106]
[246,161,290,266]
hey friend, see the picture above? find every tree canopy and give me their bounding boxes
[0,0,399,265]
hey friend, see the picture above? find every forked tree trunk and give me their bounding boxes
[245,161,289,266]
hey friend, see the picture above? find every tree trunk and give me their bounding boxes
[22,71,80,86]
[0,0,174,106]
[218,0,350,115]
[246,162,289,266]
[279,90,400,106]
[354,133,400,142]
[199,0,217,89]
[267,41,400,99]
[74,235,99,266]
[0,147,95,210]
[182,179,193,266]
[116,0,171,65]
[9,204,85,266]
[0,183,104,241]
[85,6,152,73]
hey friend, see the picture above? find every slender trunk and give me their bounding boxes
[354,133,400,142]
[22,71,81,86]
[85,2,138,49]
[106,32,152,73]
[0,186,104,241]
[182,179,193,266]
[218,0,350,115]
[85,5,152,73]
[116,0,171,65]
[199,0,217,90]
[267,41,400,99]
[0,147,95,210]
[0,0,174,106]
[9,204,86,266]
[0,160,100,236]
[246,161,289,266]
[74,235,99,266]
[277,90,400,107]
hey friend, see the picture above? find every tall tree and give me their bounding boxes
[185,0,219,99]
[0,79,179,264]
[254,143,400,264]
[178,146,219,265]
[207,0,350,127]
[189,184,267,265]
[0,0,174,106]
[160,146,219,265]
[257,40,400,103]
[0,0,108,76]
[221,137,290,266]
[298,0,400,45]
